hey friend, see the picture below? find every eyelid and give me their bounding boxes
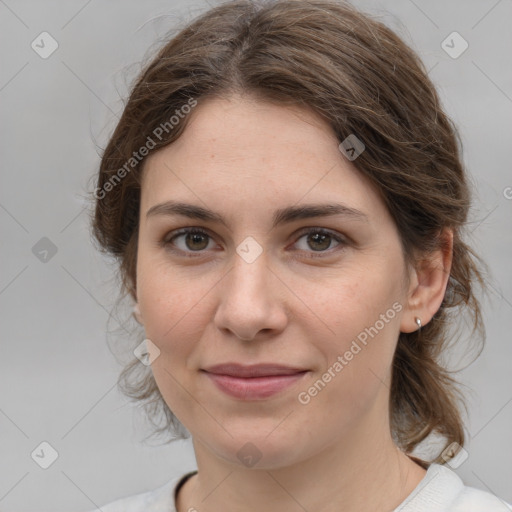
[162,227,217,255]
[163,226,212,243]
[289,227,347,258]
[293,226,347,242]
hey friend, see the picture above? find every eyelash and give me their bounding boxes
[162,227,347,260]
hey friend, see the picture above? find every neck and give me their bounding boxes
[177,417,427,512]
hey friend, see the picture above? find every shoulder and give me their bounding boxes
[396,463,511,511]
[450,484,512,511]
[83,474,186,512]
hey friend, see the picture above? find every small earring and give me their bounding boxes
[415,317,422,331]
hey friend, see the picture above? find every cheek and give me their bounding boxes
[136,253,219,360]
[300,264,404,401]
[296,308,401,440]
[300,261,404,342]
[136,263,213,422]
[138,281,203,351]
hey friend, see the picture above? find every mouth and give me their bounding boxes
[202,362,308,377]
[201,363,309,400]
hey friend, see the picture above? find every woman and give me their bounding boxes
[89,0,510,510]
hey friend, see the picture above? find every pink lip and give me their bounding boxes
[201,363,309,400]
[203,362,308,377]
[204,372,307,400]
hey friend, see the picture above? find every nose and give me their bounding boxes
[213,250,288,341]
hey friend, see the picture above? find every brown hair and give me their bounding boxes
[92,0,485,463]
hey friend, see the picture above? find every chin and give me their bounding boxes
[205,429,306,470]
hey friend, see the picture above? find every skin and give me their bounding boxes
[135,93,452,512]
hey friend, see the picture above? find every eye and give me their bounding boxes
[162,227,347,259]
[163,227,217,256]
[292,228,346,258]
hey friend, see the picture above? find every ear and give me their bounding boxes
[133,302,144,325]
[400,228,453,333]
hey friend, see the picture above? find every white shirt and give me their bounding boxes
[87,463,512,511]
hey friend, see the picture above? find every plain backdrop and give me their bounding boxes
[0,0,511,510]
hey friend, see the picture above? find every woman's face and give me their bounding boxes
[136,94,413,468]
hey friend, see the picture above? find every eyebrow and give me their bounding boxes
[146,200,368,228]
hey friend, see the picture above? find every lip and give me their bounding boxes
[203,362,308,377]
[201,363,309,400]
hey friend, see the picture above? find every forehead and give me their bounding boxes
[140,94,385,222]
[146,94,340,173]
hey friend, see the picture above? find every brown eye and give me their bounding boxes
[306,232,333,251]
[164,228,215,254]
[183,231,210,251]
[294,229,344,254]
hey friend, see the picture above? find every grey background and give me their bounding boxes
[0,0,511,510]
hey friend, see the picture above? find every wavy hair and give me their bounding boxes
[91,0,485,464]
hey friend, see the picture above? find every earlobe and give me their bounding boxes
[400,228,453,333]
[133,303,144,324]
